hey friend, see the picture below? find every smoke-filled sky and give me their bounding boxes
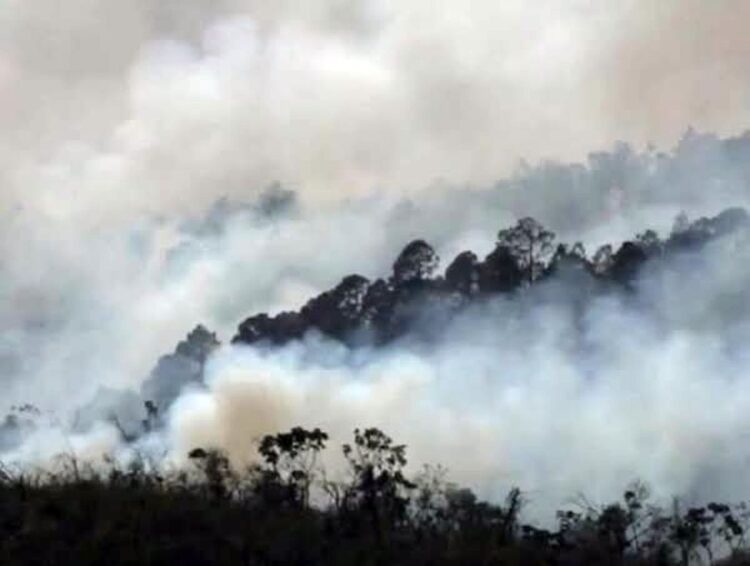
[4,0,750,520]
[3,0,750,209]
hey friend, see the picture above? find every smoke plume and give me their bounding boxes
[3,0,750,521]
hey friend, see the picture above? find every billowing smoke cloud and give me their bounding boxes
[154,223,750,522]
[3,0,750,521]
[5,0,750,214]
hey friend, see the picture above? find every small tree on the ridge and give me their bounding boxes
[391,240,439,285]
[497,217,555,284]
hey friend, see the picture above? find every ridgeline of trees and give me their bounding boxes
[4,206,747,446]
[3,207,750,564]
[105,205,745,429]
[231,207,750,348]
[1,425,750,565]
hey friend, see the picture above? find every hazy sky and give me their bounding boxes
[2,0,750,218]
[4,1,750,518]
[2,0,750,399]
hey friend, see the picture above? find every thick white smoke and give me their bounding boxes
[155,225,750,521]
[4,0,750,521]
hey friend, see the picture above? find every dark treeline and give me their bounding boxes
[4,205,747,443]
[3,207,750,565]
[1,425,749,565]
[230,206,749,348]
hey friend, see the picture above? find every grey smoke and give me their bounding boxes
[3,0,750,521]
[157,223,750,522]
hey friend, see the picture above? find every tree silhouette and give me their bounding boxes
[497,217,555,284]
[391,240,439,285]
[257,426,329,508]
[610,241,648,285]
[546,242,589,277]
[301,275,370,340]
[141,325,219,412]
[636,229,662,256]
[591,244,614,275]
[342,428,416,542]
[224,207,750,352]
[478,245,523,293]
[2,425,750,564]
[445,251,480,295]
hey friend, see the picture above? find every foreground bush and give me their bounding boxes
[1,427,749,565]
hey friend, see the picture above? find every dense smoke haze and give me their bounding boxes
[4,0,750,523]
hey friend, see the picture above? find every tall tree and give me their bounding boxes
[445,251,480,295]
[497,217,555,284]
[478,246,523,293]
[391,240,439,285]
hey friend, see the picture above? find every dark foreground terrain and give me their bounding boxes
[4,207,750,564]
[1,426,749,566]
